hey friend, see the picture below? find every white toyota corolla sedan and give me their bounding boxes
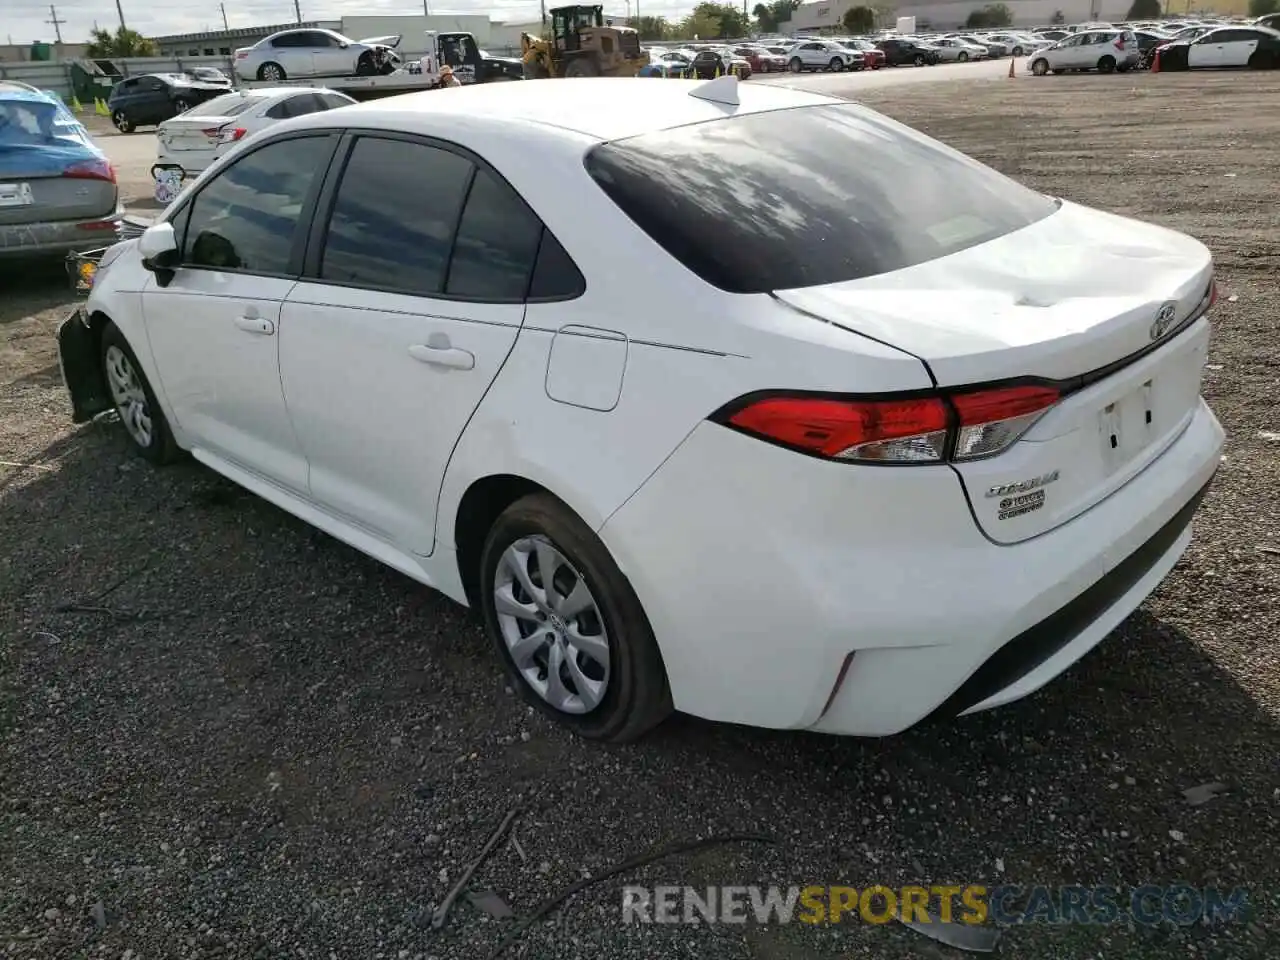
[57,77,1224,742]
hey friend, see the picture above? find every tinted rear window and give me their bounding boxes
[584,103,1057,294]
[185,93,264,118]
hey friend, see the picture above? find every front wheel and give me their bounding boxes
[1248,50,1274,69]
[958,51,969,62]
[100,324,180,465]
[1031,58,1049,76]
[913,54,925,66]
[1013,45,1024,56]
[480,494,672,742]
[172,98,192,114]
[828,57,843,71]
[1098,55,1116,73]
[111,109,135,133]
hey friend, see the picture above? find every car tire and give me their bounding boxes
[789,57,803,72]
[480,493,672,743]
[256,61,286,82]
[1032,58,1049,76]
[1247,50,1274,69]
[1013,45,1024,56]
[828,57,843,71]
[913,54,925,66]
[1116,64,1130,73]
[111,109,135,134]
[1098,55,1117,73]
[100,323,180,465]
[172,98,192,114]
[958,51,969,62]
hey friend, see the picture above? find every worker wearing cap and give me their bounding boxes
[439,65,462,88]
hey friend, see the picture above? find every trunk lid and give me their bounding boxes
[773,201,1215,544]
[0,144,116,225]
[158,115,235,153]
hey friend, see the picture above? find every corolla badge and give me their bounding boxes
[1150,302,1178,341]
[986,469,1059,499]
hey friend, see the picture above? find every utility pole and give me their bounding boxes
[294,0,302,25]
[423,0,431,15]
[220,2,229,30]
[115,0,128,30]
[46,5,67,43]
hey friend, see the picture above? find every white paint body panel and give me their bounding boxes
[81,79,1225,738]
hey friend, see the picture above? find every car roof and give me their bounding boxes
[316,77,841,143]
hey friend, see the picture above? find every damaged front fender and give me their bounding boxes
[57,308,112,423]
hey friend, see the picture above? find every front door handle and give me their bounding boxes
[408,343,475,371]
[234,315,275,336]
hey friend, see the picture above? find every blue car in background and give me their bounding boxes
[0,80,121,259]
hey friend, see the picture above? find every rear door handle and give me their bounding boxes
[408,343,475,371]
[234,315,275,336]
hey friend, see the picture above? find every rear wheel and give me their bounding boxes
[256,61,286,81]
[111,109,135,133]
[1097,55,1117,73]
[1013,45,1025,56]
[1248,50,1274,69]
[100,324,180,465]
[480,494,672,742]
[958,51,969,62]
[789,57,803,72]
[1031,57,1049,76]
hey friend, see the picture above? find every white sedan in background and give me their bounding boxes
[61,77,1223,743]
[155,88,355,177]
[929,37,989,61]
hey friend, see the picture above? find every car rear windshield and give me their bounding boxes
[583,103,1058,294]
[184,93,265,118]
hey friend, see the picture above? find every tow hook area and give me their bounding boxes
[57,310,112,423]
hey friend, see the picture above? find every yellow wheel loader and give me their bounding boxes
[521,5,649,79]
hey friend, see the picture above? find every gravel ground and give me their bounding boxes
[3,73,1279,960]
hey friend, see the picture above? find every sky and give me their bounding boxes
[3,0,704,44]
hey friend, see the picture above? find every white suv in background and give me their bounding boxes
[785,40,864,72]
[1030,30,1141,74]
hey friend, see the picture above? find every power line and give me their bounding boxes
[46,4,67,43]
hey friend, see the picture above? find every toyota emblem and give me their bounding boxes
[1150,302,1178,341]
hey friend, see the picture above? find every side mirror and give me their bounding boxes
[339,41,349,48]
[139,222,179,282]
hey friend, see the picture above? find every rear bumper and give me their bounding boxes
[600,398,1223,736]
[0,209,123,257]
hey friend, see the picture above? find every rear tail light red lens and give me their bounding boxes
[236,51,248,59]
[201,126,221,138]
[717,383,1061,465]
[63,158,115,183]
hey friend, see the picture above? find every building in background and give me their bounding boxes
[151,22,341,58]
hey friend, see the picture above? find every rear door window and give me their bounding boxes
[318,136,474,296]
[184,93,263,118]
[584,103,1057,294]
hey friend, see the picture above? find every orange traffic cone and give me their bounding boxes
[1007,57,1016,78]
[1150,48,1161,73]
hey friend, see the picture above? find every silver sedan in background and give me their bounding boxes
[233,29,401,83]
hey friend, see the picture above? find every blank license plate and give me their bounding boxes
[1100,378,1157,464]
[0,182,34,207]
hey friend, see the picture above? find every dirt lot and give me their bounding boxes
[3,73,1279,959]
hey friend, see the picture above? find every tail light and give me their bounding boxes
[63,158,115,183]
[236,51,248,59]
[714,383,1062,465]
[205,126,247,143]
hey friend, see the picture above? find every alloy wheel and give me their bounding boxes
[494,535,610,714]
[104,345,153,448]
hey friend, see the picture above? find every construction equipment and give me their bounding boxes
[521,5,648,79]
